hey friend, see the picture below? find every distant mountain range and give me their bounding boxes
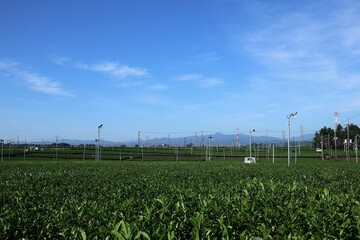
[132,132,315,147]
[51,132,314,146]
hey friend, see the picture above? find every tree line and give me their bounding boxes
[313,123,360,150]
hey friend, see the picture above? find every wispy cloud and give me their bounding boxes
[0,59,19,69]
[0,59,73,96]
[231,0,360,110]
[191,52,219,63]
[175,73,224,87]
[200,78,224,87]
[77,61,147,79]
[149,83,168,90]
[49,55,71,65]
[50,57,149,87]
[238,1,360,87]
[334,2,360,55]
[137,94,170,106]
[175,74,203,81]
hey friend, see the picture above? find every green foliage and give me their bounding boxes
[1,160,360,239]
[313,123,360,149]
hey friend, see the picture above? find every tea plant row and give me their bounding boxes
[1,160,360,239]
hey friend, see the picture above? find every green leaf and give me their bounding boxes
[80,229,87,240]
[135,231,150,240]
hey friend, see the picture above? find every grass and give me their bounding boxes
[4,145,355,161]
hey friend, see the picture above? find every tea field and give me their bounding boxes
[1,159,360,239]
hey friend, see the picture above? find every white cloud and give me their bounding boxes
[175,74,203,81]
[0,59,19,69]
[50,58,149,87]
[237,1,360,87]
[334,2,360,54]
[0,59,72,96]
[200,78,224,87]
[225,0,360,119]
[150,83,168,90]
[19,72,72,96]
[78,61,147,79]
[175,73,224,87]
[118,80,144,88]
[192,52,219,63]
[49,55,71,65]
[137,94,170,106]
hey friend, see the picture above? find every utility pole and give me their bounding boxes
[355,135,358,164]
[321,135,324,161]
[300,125,303,155]
[96,124,103,161]
[334,112,338,158]
[0,139,3,161]
[200,131,204,148]
[138,130,141,154]
[83,145,86,160]
[282,130,285,151]
[195,132,198,147]
[287,112,298,167]
[208,136,212,161]
[23,145,26,161]
[249,129,255,158]
[347,119,350,162]
[56,136,58,160]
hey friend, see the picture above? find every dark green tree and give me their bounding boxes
[332,123,345,149]
[343,123,360,149]
[314,123,360,150]
[313,126,334,149]
[313,131,320,148]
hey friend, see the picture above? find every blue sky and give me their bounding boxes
[1,0,360,143]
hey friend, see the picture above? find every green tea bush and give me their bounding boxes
[1,160,360,239]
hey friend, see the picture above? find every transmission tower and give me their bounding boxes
[236,128,240,149]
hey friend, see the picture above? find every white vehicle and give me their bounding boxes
[244,157,256,164]
[316,148,322,152]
